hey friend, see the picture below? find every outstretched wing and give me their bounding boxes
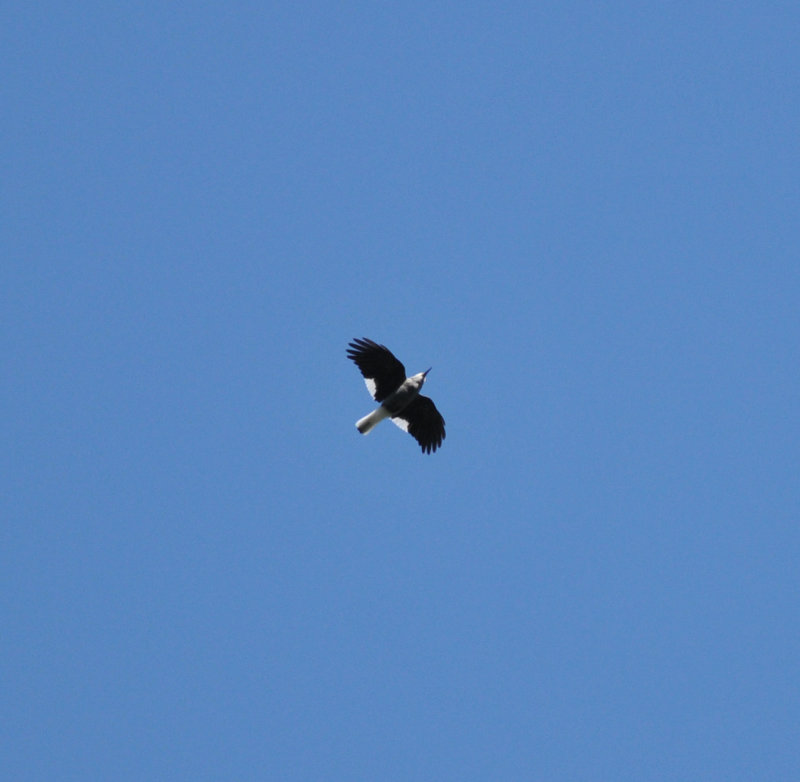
[391,395,446,454]
[346,338,406,402]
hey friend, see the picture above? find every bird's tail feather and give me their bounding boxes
[356,407,389,434]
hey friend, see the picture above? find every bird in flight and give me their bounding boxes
[347,338,446,454]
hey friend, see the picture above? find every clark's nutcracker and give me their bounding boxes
[347,337,446,454]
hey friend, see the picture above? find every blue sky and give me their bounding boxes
[3,2,799,779]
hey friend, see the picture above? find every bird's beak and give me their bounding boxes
[423,367,432,377]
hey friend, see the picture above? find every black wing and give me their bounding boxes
[392,395,446,454]
[346,338,406,402]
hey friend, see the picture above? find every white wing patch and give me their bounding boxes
[391,416,410,432]
[364,377,378,399]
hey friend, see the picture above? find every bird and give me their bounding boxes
[346,337,446,454]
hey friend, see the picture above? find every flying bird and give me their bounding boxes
[347,337,446,454]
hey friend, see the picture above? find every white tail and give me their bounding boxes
[356,406,390,434]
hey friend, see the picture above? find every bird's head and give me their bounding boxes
[412,367,431,388]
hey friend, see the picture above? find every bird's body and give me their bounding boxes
[347,338,445,454]
[355,371,429,434]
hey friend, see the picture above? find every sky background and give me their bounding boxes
[3,2,799,779]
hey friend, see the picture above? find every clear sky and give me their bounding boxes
[4,2,799,780]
